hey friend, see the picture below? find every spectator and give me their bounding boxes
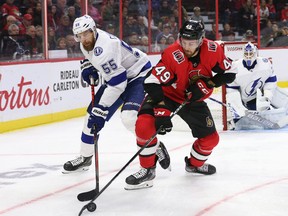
[221,23,235,41]
[1,0,22,21]
[219,0,238,26]
[0,23,27,60]
[20,13,33,35]
[167,16,178,38]
[56,36,67,50]
[35,25,43,53]
[281,3,288,24]
[54,0,67,24]
[2,15,21,35]
[23,25,39,57]
[67,5,77,24]
[256,0,269,29]
[271,27,288,47]
[105,23,116,35]
[266,0,276,21]
[155,23,173,44]
[205,23,223,41]
[136,15,148,37]
[142,11,160,41]
[265,22,280,47]
[260,19,273,47]
[47,4,58,30]
[123,15,141,41]
[88,0,102,27]
[48,26,57,50]
[127,32,140,48]
[65,34,81,57]
[159,0,172,19]
[55,14,73,38]
[242,29,255,42]
[71,0,81,17]
[153,35,167,52]
[138,35,148,53]
[239,0,255,33]
[33,1,42,26]
[101,0,118,26]
[190,6,204,23]
[166,35,175,45]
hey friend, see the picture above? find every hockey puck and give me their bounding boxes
[87,202,97,212]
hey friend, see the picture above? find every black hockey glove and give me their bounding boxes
[80,59,99,85]
[154,105,173,135]
[186,78,215,102]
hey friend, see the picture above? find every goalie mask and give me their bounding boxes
[73,15,97,42]
[243,42,258,67]
[179,19,205,50]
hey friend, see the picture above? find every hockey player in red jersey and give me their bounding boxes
[125,19,237,190]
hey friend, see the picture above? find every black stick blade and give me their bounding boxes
[77,189,97,202]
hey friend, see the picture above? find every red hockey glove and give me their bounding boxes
[154,105,172,135]
[186,78,215,102]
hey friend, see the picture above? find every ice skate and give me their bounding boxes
[184,157,216,175]
[125,166,156,190]
[156,142,171,171]
[62,155,92,174]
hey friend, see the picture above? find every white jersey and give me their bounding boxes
[226,57,277,106]
[80,29,151,107]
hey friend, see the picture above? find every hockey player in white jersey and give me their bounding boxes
[62,15,170,173]
[226,42,288,129]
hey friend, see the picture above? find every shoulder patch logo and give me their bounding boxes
[208,41,217,52]
[94,47,103,56]
[172,49,185,64]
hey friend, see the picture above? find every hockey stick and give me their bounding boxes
[77,76,100,202]
[208,97,280,129]
[90,76,100,196]
[77,99,189,215]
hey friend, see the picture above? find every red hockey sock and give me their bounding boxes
[135,114,158,168]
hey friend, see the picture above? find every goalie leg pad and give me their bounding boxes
[226,90,247,120]
[271,87,288,110]
[135,114,158,168]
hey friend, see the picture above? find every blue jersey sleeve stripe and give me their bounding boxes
[265,76,277,83]
[107,71,127,86]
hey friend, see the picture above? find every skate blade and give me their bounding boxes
[124,180,153,190]
[61,167,90,174]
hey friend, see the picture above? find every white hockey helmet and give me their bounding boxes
[243,42,258,67]
[73,15,97,42]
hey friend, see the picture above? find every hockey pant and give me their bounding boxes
[136,114,219,168]
[80,77,146,157]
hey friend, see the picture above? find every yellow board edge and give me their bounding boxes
[277,81,288,88]
[1,108,86,133]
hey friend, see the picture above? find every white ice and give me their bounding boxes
[1,110,288,216]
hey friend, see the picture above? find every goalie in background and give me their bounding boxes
[226,42,288,130]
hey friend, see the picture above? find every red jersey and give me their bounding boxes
[146,38,232,104]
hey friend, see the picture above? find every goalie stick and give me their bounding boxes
[208,97,281,129]
[77,98,189,215]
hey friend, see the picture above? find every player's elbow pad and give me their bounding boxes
[211,73,236,87]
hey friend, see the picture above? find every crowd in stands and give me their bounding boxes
[216,0,288,46]
[0,0,288,61]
